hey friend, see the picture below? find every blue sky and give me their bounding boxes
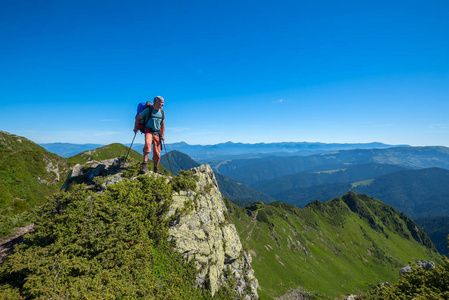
[1,0,448,146]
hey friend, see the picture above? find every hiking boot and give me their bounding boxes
[140,162,148,174]
[153,166,159,174]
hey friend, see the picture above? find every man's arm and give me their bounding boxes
[160,119,165,140]
[134,114,143,133]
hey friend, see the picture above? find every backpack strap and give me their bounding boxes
[147,107,164,120]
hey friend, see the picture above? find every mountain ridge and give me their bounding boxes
[39,140,411,160]
[210,146,449,185]
[228,191,442,298]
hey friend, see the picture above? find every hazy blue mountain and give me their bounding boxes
[251,163,407,195]
[39,142,104,158]
[135,141,408,161]
[414,216,449,255]
[40,140,410,161]
[213,172,275,205]
[352,167,449,218]
[160,150,274,205]
[271,182,352,208]
[270,167,449,219]
[210,146,449,185]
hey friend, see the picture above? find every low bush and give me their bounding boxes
[0,174,205,299]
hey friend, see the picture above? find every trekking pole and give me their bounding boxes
[122,132,137,167]
[161,138,174,174]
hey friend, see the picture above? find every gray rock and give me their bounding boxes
[400,260,435,276]
[377,282,390,287]
[63,158,125,190]
[168,165,259,298]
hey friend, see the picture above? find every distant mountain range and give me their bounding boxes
[209,146,449,185]
[251,163,408,195]
[160,141,410,161]
[38,142,104,158]
[164,146,449,254]
[160,150,275,205]
[39,141,409,160]
[270,167,449,218]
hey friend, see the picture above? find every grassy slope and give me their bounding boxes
[0,132,72,236]
[67,143,143,164]
[227,192,442,299]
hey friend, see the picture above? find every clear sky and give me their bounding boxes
[1,0,448,146]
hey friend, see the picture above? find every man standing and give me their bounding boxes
[134,96,165,174]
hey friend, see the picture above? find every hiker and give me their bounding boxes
[133,96,165,173]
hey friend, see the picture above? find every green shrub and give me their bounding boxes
[364,255,449,299]
[171,170,199,193]
[0,176,205,299]
[256,209,270,225]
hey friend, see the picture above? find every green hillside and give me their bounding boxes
[0,132,72,237]
[227,192,442,299]
[67,143,143,164]
[160,150,201,175]
[0,131,47,152]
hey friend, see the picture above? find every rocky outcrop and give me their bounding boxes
[62,158,126,190]
[167,165,258,298]
[399,260,435,276]
[63,161,259,298]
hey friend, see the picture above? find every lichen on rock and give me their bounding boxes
[168,165,259,299]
